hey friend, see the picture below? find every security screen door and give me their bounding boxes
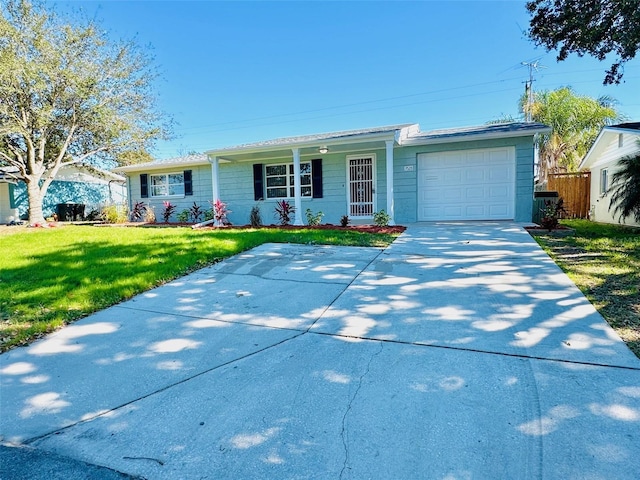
[348,156,375,217]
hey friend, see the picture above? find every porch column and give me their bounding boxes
[292,148,303,225]
[385,140,395,225]
[208,155,220,201]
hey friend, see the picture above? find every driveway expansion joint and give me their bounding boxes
[309,331,640,371]
[22,332,307,445]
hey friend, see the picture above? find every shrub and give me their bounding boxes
[305,208,324,226]
[144,206,156,223]
[540,198,567,231]
[340,215,350,227]
[212,199,230,225]
[130,201,147,222]
[373,210,390,227]
[188,202,204,223]
[162,201,176,223]
[102,203,128,224]
[177,209,190,223]
[274,200,295,226]
[250,204,262,227]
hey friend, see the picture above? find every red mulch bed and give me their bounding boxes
[198,224,407,234]
[93,222,406,235]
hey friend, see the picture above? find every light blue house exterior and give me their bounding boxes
[0,164,126,223]
[116,122,549,225]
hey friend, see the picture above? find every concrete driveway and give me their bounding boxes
[1,222,639,479]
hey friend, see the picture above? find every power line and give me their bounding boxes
[169,76,525,135]
[152,86,526,156]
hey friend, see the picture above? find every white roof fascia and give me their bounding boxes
[114,158,211,173]
[578,129,610,171]
[400,126,551,146]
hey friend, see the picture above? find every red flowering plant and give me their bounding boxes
[162,201,176,223]
[274,199,295,226]
[212,199,230,226]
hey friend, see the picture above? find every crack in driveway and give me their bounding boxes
[339,341,384,480]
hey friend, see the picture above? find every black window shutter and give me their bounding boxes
[184,170,193,196]
[253,164,264,201]
[311,159,323,198]
[140,174,149,198]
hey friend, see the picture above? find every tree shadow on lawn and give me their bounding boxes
[537,236,640,358]
[0,231,262,350]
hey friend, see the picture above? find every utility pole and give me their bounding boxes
[522,60,544,122]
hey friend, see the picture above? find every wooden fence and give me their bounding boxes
[547,172,591,219]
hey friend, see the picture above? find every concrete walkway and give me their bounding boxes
[1,222,639,479]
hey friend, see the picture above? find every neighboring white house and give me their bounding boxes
[579,122,640,227]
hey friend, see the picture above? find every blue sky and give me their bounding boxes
[57,1,640,159]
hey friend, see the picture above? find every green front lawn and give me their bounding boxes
[533,219,640,357]
[0,225,400,351]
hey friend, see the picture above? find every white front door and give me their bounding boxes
[347,155,375,217]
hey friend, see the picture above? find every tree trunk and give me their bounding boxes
[26,179,47,225]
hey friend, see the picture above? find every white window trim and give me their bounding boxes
[600,168,609,197]
[150,172,185,198]
[346,153,377,218]
[265,161,312,199]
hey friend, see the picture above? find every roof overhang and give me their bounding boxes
[113,122,552,173]
[205,125,416,163]
[115,157,211,173]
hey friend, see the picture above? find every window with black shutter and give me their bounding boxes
[253,164,264,201]
[184,170,193,196]
[140,174,149,198]
[311,159,323,198]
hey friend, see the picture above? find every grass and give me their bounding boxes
[0,225,399,351]
[533,219,640,357]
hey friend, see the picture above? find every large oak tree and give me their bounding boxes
[527,0,640,84]
[0,0,167,225]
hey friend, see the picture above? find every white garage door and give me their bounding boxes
[417,147,515,221]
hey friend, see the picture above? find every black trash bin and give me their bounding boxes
[532,191,559,224]
[56,203,85,221]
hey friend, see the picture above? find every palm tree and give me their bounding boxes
[487,87,621,185]
[529,88,620,184]
[608,146,640,223]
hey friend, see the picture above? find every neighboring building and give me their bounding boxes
[579,122,640,227]
[0,167,20,224]
[115,122,550,225]
[0,164,127,223]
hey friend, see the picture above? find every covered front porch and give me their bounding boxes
[205,124,418,226]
